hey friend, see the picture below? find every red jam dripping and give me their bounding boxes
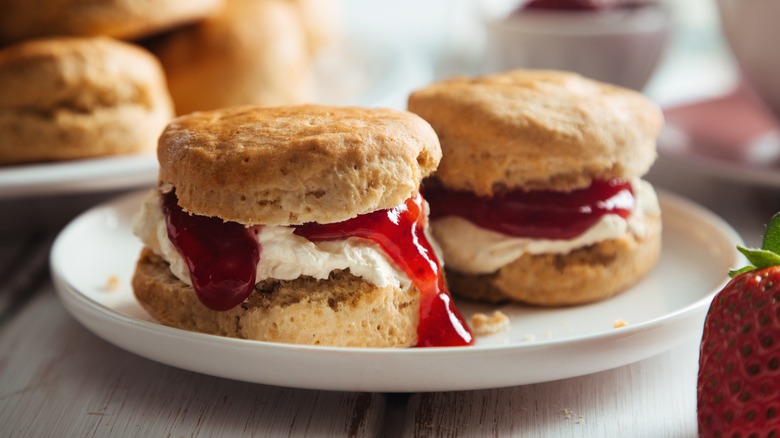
[425,179,634,240]
[523,0,625,11]
[294,194,474,347]
[162,191,260,311]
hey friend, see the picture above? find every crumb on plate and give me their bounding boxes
[104,274,120,292]
[470,310,509,335]
[613,319,628,328]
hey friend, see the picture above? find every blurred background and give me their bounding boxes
[331,0,736,108]
[2,0,778,237]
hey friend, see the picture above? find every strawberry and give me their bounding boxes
[697,213,780,437]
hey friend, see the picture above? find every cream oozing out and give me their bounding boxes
[132,190,416,291]
[430,178,661,275]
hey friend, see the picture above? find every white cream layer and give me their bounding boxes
[132,190,413,291]
[430,179,661,275]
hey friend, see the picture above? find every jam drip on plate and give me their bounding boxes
[425,179,634,240]
[295,193,474,347]
[163,191,261,311]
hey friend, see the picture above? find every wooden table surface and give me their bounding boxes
[0,154,777,437]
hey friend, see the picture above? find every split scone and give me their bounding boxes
[132,105,473,347]
[408,69,664,306]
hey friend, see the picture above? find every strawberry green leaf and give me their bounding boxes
[737,245,780,269]
[761,212,780,254]
[728,265,757,278]
[728,213,780,277]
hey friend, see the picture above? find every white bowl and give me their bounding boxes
[484,5,671,90]
[717,0,780,120]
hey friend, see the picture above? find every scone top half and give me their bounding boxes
[158,105,441,225]
[407,69,663,195]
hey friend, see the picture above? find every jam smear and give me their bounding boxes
[162,191,261,311]
[425,179,634,240]
[294,194,474,347]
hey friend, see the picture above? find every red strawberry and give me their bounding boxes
[697,213,780,437]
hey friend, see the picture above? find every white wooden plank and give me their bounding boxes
[0,288,386,437]
[0,235,51,321]
[402,341,700,437]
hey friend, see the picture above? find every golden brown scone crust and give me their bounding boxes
[0,0,223,43]
[133,249,419,347]
[446,215,662,306]
[408,69,663,195]
[147,0,312,115]
[158,105,441,225]
[0,37,173,165]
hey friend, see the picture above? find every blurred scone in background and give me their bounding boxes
[0,0,342,165]
[0,37,174,165]
[144,0,332,115]
[0,0,224,43]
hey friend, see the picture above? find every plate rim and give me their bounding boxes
[0,153,158,200]
[50,189,743,390]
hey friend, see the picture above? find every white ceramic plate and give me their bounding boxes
[0,154,158,199]
[658,88,780,188]
[51,190,742,392]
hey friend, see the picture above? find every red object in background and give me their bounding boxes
[523,0,618,11]
[662,85,780,164]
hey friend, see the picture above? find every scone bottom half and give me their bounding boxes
[410,69,664,306]
[132,105,474,348]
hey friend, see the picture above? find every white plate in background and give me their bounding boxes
[0,154,158,199]
[51,190,742,392]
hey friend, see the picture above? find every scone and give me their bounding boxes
[145,0,312,115]
[290,0,342,55]
[408,69,663,306]
[0,37,173,165]
[0,0,223,44]
[131,105,474,348]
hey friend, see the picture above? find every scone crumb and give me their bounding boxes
[613,319,629,328]
[104,275,120,292]
[470,310,509,335]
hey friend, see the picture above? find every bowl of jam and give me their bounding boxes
[484,0,671,91]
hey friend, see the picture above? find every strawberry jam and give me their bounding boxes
[294,193,474,347]
[162,191,260,311]
[425,179,634,240]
